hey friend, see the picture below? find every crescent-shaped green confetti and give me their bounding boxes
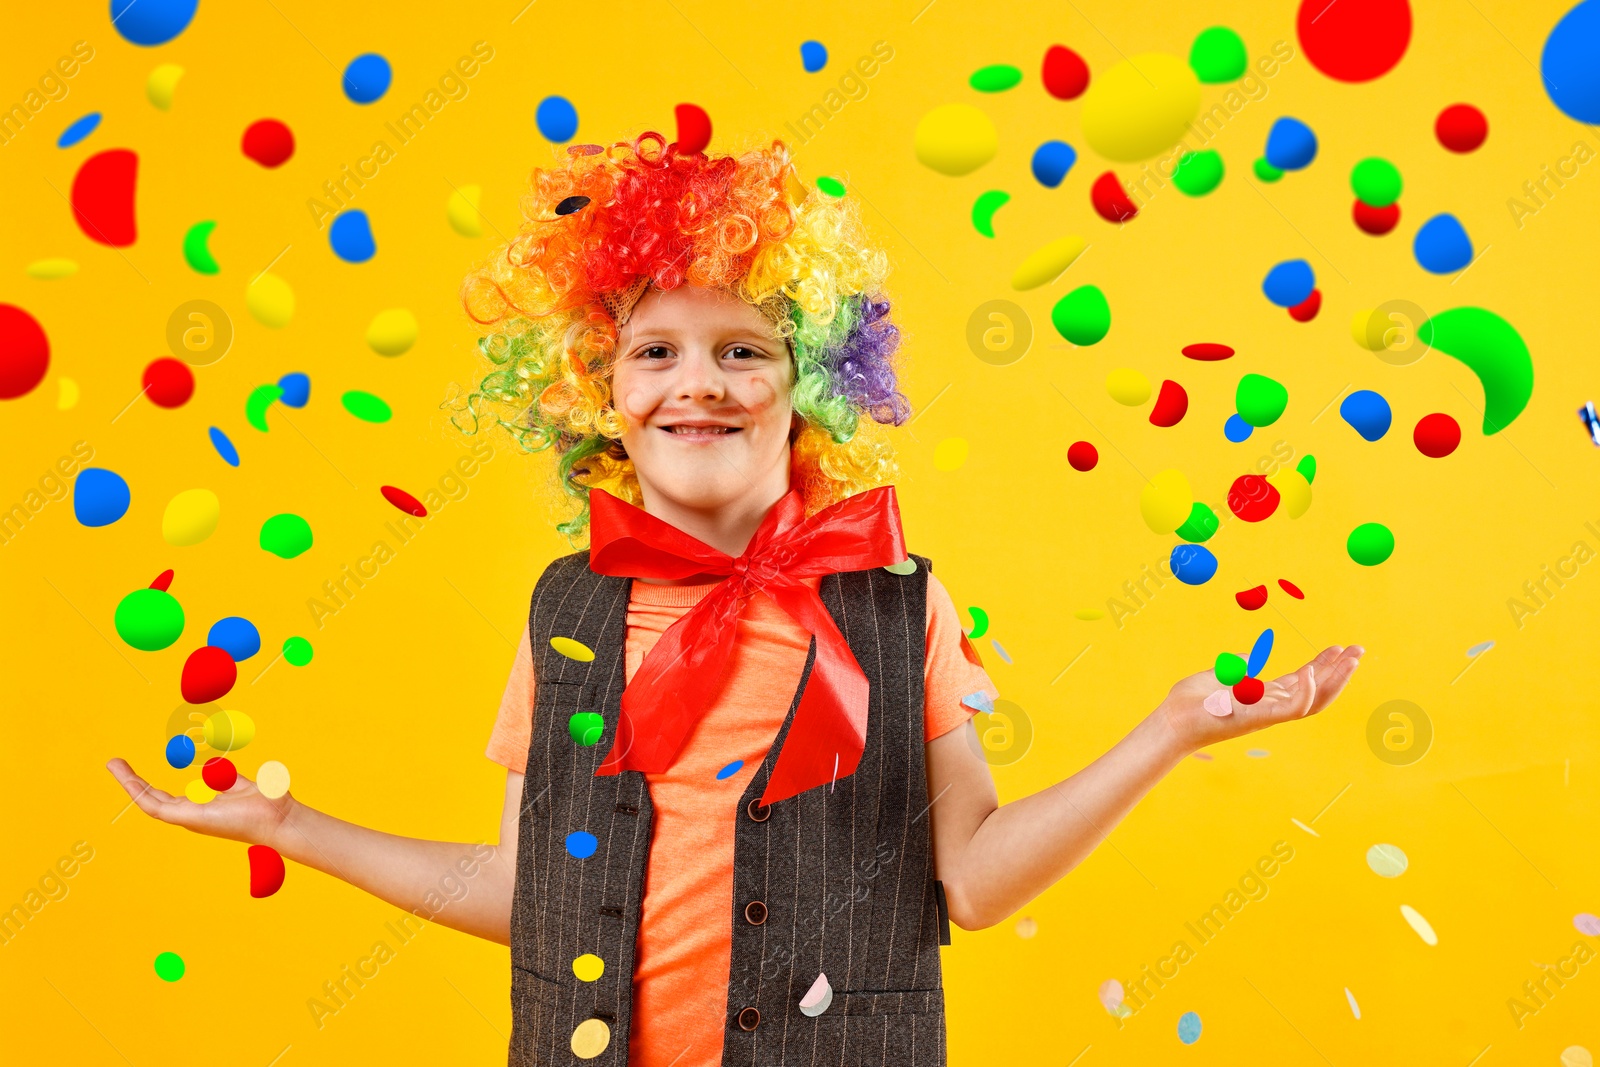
[183,220,219,274]
[245,384,284,432]
[1416,307,1533,434]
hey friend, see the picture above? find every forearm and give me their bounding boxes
[954,710,1191,929]
[271,799,516,945]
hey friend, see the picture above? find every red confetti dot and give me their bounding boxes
[70,148,138,247]
[241,119,295,168]
[1227,474,1280,522]
[1297,0,1412,83]
[182,645,237,704]
[149,569,175,591]
[1042,45,1090,100]
[380,485,428,517]
[1277,578,1305,599]
[1353,198,1401,235]
[1236,584,1268,611]
[248,844,286,898]
[143,357,195,408]
[1090,171,1138,223]
[1288,288,1322,322]
[202,756,237,792]
[1435,104,1487,153]
[1067,440,1098,472]
[1233,676,1265,705]
[674,103,712,155]
[1182,343,1234,361]
[1149,379,1189,427]
[0,304,50,400]
[1413,412,1461,457]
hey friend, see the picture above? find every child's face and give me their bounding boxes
[611,282,796,515]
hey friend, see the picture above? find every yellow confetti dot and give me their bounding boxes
[570,1018,611,1059]
[147,64,185,110]
[204,710,255,753]
[1139,469,1192,535]
[1074,608,1105,621]
[1561,1047,1593,1067]
[26,258,78,279]
[447,185,484,237]
[1014,917,1038,938]
[914,104,998,177]
[162,488,220,546]
[1105,367,1152,406]
[572,953,605,982]
[185,779,217,804]
[1399,904,1437,946]
[1266,468,1312,519]
[366,308,419,356]
[551,636,595,662]
[57,377,80,411]
[1080,53,1201,163]
[246,273,295,329]
[256,760,291,800]
[1010,235,1086,291]
[933,437,969,472]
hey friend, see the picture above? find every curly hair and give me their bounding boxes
[448,130,911,542]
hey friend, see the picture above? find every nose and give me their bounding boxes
[673,349,725,402]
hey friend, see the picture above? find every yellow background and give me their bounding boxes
[3,0,1598,1063]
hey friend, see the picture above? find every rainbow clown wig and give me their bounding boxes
[452,130,911,541]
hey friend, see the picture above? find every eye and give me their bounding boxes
[724,346,762,360]
[639,345,673,360]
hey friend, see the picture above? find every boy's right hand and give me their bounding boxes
[106,758,296,851]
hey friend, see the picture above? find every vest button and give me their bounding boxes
[746,798,771,822]
[737,1006,761,1031]
[743,900,767,926]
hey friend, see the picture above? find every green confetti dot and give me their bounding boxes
[971,189,1010,237]
[1297,454,1317,484]
[1350,157,1402,208]
[1347,522,1395,566]
[1172,150,1224,196]
[260,513,313,559]
[182,221,219,274]
[1236,373,1288,427]
[969,64,1023,92]
[568,711,605,746]
[883,558,918,575]
[1214,652,1247,686]
[1253,156,1283,183]
[283,636,314,666]
[1176,502,1220,543]
[114,588,185,651]
[1050,284,1111,346]
[1189,26,1247,83]
[246,384,284,432]
[341,390,392,423]
[815,176,846,198]
[154,951,186,982]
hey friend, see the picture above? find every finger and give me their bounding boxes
[1308,650,1362,714]
[107,758,177,805]
[1258,664,1315,722]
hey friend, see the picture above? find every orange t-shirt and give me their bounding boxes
[486,570,997,1067]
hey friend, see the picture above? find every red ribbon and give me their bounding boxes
[587,484,907,806]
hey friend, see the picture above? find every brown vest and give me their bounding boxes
[508,551,952,1066]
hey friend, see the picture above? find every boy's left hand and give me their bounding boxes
[1158,644,1364,754]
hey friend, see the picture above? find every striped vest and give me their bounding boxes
[508,550,952,1066]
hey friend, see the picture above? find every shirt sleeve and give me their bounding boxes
[923,571,1000,743]
[486,625,536,772]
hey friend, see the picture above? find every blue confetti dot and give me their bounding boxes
[1031,141,1078,188]
[1542,0,1600,122]
[1339,389,1392,441]
[342,54,392,104]
[110,0,198,46]
[961,691,995,714]
[74,468,131,527]
[800,40,828,72]
[565,830,598,859]
[329,211,376,263]
[1262,259,1315,307]
[1178,1010,1202,1044]
[715,760,744,780]
[1224,413,1255,442]
[1171,544,1218,586]
[207,617,261,661]
[1413,213,1473,274]
[208,426,240,467]
[1246,628,1275,677]
[58,113,101,149]
[1246,748,1270,758]
[990,638,1013,665]
[165,734,196,769]
[1264,117,1317,170]
[277,372,311,408]
[536,96,579,142]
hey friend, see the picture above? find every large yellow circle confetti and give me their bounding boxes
[1080,53,1201,163]
[447,185,484,237]
[572,953,605,982]
[570,1018,611,1059]
[1010,235,1087,291]
[162,488,221,546]
[914,104,999,177]
[1106,367,1152,406]
[1139,469,1193,535]
[933,437,969,472]
[246,273,295,329]
[366,308,419,356]
[551,636,595,662]
[203,710,256,753]
[185,779,217,804]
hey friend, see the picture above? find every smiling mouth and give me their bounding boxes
[662,425,741,436]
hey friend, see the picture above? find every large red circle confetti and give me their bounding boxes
[1149,379,1189,427]
[1297,0,1412,83]
[143,357,195,408]
[674,103,711,155]
[1227,474,1280,522]
[0,304,50,400]
[1182,343,1234,361]
[248,844,286,898]
[70,148,139,247]
[1042,45,1090,100]
[182,645,237,704]
[380,485,428,517]
[202,756,238,792]
[1435,104,1487,153]
[1353,198,1401,235]
[1067,441,1098,472]
[1288,289,1322,322]
[1090,171,1138,222]
[1413,412,1461,457]
[1232,676,1265,705]
[241,119,295,168]
[1236,585,1268,611]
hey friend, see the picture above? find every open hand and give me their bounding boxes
[1159,645,1364,754]
[106,758,295,850]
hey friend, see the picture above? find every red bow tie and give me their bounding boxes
[587,484,907,806]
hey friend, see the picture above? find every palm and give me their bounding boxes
[1162,644,1364,752]
[106,758,294,848]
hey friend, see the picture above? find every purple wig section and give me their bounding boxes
[825,295,912,426]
